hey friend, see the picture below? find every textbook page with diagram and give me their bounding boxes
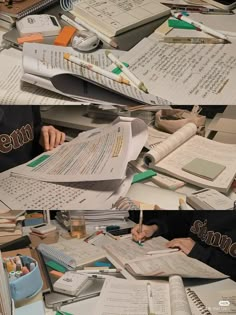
[118,37,236,105]
[143,123,236,193]
[94,275,192,315]
[21,43,170,106]
[103,237,228,279]
[72,0,170,37]
[11,117,147,183]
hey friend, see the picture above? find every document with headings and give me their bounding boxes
[119,37,236,105]
[72,0,170,37]
[93,276,192,315]
[143,123,236,193]
[11,117,147,183]
[103,236,228,279]
[22,43,170,105]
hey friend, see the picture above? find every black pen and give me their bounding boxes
[161,3,234,14]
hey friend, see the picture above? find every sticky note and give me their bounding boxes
[132,170,157,184]
[168,19,196,30]
[54,26,77,46]
[94,261,112,267]
[112,62,129,74]
[27,155,50,167]
[182,158,225,181]
[46,261,67,273]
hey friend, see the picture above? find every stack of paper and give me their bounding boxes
[0,211,25,244]
[0,117,147,210]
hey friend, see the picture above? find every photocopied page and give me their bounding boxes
[22,43,171,105]
[0,169,133,210]
[11,118,147,182]
[0,251,12,315]
[93,277,171,315]
[93,275,193,315]
[144,122,197,165]
[120,37,236,104]
[49,238,107,267]
[125,252,228,279]
[103,236,169,266]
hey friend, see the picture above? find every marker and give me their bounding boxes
[160,37,226,44]
[73,16,118,48]
[146,248,179,255]
[179,198,189,210]
[77,269,121,273]
[105,50,149,93]
[64,53,130,85]
[59,13,86,32]
[138,209,143,246]
[147,283,156,315]
[162,3,233,14]
[172,12,230,42]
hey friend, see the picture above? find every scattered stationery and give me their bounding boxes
[172,12,230,42]
[143,123,236,193]
[72,0,170,37]
[105,50,148,93]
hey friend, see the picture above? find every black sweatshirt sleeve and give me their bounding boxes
[145,211,195,240]
[188,242,236,281]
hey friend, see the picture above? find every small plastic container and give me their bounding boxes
[71,30,100,52]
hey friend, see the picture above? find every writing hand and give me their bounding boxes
[166,237,195,255]
[40,126,66,151]
[131,224,158,242]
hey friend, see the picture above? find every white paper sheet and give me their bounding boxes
[11,118,147,183]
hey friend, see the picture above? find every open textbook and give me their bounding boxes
[118,37,236,105]
[21,43,170,106]
[143,123,236,193]
[72,0,170,37]
[94,276,195,315]
[103,236,227,279]
[11,117,147,183]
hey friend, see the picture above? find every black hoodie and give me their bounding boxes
[0,106,42,172]
[130,211,236,281]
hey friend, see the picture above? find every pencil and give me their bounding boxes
[64,53,130,85]
[179,198,188,210]
[138,209,143,245]
[105,50,148,93]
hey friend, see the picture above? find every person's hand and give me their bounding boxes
[166,237,196,255]
[39,126,66,151]
[131,224,158,242]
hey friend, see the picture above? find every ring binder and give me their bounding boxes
[186,287,212,315]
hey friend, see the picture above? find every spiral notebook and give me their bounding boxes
[37,243,77,270]
[0,0,58,19]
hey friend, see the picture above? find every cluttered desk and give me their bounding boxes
[0,0,236,104]
[0,213,236,315]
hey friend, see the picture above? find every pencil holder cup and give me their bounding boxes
[9,256,43,302]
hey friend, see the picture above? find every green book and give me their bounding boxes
[182,158,225,181]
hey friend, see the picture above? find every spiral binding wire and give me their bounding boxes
[186,288,213,315]
[112,197,141,210]
[60,0,75,11]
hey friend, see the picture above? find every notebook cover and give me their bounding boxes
[0,0,56,19]
[182,158,225,181]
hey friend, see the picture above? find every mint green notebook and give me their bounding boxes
[182,158,225,181]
